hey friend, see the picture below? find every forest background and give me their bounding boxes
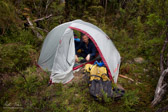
[0,0,168,112]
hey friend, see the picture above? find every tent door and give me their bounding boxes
[66,32,75,66]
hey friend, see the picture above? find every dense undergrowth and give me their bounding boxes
[1,0,168,112]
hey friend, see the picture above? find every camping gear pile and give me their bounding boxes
[84,63,125,100]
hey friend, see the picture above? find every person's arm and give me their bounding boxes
[90,43,97,57]
[75,42,82,62]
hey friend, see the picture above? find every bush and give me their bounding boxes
[120,90,139,112]
[0,44,36,73]
[0,0,21,36]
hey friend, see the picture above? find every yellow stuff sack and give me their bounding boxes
[84,64,93,73]
[84,64,110,81]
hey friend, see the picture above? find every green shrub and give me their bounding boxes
[0,0,19,36]
[0,44,36,73]
[120,90,139,112]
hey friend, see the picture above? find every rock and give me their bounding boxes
[134,57,144,64]
[75,94,79,97]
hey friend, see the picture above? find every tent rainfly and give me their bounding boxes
[38,20,121,84]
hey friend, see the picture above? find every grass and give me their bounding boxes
[0,63,157,112]
[0,26,165,112]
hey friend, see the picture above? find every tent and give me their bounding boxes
[38,20,121,84]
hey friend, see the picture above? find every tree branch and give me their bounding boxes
[33,0,37,12]
[26,17,43,39]
[44,0,53,13]
[33,14,53,23]
[119,74,134,82]
[160,31,168,73]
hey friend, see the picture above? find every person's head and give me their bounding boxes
[82,35,89,44]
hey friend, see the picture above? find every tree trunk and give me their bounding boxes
[65,0,70,19]
[100,0,106,8]
[105,0,107,14]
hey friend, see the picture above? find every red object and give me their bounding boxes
[73,59,95,70]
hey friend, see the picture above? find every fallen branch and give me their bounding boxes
[151,22,168,106]
[151,68,168,106]
[33,14,53,23]
[119,74,134,82]
[26,17,43,39]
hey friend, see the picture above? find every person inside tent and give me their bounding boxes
[75,34,97,63]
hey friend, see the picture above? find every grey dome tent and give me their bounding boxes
[38,20,121,84]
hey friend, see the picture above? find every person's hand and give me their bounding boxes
[75,55,79,62]
[86,54,90,61]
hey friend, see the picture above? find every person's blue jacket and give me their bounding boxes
[75,40,97,57]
